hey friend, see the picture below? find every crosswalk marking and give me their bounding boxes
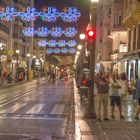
[51,104,65,115]
[26,104,45,114]
[0,103,26,113]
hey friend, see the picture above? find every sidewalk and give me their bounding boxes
[74,80,140,140]
[0,77,47,89]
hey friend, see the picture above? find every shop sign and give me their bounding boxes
[1,55,7,62]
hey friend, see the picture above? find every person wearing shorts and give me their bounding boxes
[135,76,140,120]
[109,74,125,120]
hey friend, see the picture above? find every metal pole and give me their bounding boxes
[16,54,18,82]
[27,57,29,80]
[84,2,97,119]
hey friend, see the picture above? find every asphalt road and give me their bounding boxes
[0,79,74,140]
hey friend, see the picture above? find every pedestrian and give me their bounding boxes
[109,74,125,120]
[134,75,140,120]
[96,71,110,121]
[119,73,128,101]
[2,71,7,84]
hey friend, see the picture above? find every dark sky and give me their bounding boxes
[34,0,90,34]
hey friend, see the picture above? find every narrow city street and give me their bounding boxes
[0,79,140,140]
[0,79,75,140]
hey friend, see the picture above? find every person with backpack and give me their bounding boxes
[96,71,110,121]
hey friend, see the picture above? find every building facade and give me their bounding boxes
[95,0,112,73]
[109,0,128,75]
[123,0,140,80]
[0,0,34,81]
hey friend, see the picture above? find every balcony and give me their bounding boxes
[123,2,140,28]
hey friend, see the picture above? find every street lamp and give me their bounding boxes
[77,44,83,50]
[79,33,86,40]
[76,51,80,55]
[91,0,98,3]
[33,55,36,59]
[16,50,19,82]
[27,53,30,80]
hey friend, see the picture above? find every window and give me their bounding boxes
[119,16,122,27]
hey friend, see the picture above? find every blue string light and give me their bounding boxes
[60,7,81,22]
[22,27,77,37]
[38,40,47,47]
[37,39,77,47]
[69,48,77,53]
[22,27,34,37]
[0,7,18,21]
[64,27,77,37]
[18,7,39,21]
[54,48,61,54]
[0,6,81,22]
[50,27,63,37]
[48,40,57,47]
[61,48,68,53]
[46,48,76,54]
[67,40,77,47]
[58,40,66,47]
[39,7,59,22]
[35,27,49,37]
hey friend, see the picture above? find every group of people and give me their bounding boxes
[94,71,140,121]
[0,71,13,84]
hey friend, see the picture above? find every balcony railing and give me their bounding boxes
[124,2,140,18]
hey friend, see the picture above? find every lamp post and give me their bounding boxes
[27,53,30,80]
[84,0,98,119]
[16,50,19,82]
[79,34,86,84]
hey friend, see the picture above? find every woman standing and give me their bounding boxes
[120,73,128,101]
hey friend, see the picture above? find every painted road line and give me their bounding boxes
[0,103,26,113]
[51,104,65,115]
[26,104,45,114]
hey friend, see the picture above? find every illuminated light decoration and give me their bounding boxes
[50,27,63,37]
[46,48,76,54]
[37,39,77,47]
[54,48,61,54]
[60,7,81,22]
[18,7,39,21]
[22,27,77,37]
[22,27,34,37]
[35,27,49,37]
[69,48,77,53]
[47,48,53,54]
[48,40,57,47]
[58,40,66,47]
[39,7,59,22]
[38,40,47,47]
[67,40,77,47]
[61,48,68,53]
[0,7,18,21]
[0,7,81,22]
[64,27,77,37]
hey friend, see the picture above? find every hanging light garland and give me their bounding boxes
[46,48,76,54]
[22,27,77,37]
[0,7,81,22]
[37,39,77,47]
[60,7,81,22]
